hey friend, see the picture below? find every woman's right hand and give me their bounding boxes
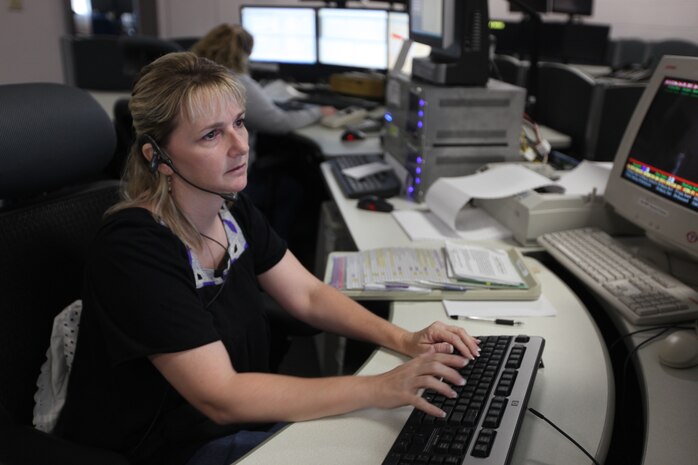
[368,350,469,418]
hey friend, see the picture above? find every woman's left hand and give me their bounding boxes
[402,321,480,360]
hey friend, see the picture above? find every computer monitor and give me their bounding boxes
[552,0,593,16]
[317,8,388,70]
[387,10,431,75]
[509,0,549,13]
[408,0,490,86]
[605,55,698,262]
[240,6,317,65]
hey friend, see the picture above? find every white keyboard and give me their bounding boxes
[538,227,698,326]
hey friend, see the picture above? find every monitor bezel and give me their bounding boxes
[605,55,698,261]
[239,5,319,65]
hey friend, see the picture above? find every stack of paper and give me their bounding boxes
[327,244,529,292]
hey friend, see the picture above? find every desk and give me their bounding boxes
[295,125,382,158]
[236,164,615,465]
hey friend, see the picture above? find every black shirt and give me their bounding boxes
[55,194,287,465]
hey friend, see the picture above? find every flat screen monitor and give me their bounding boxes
[605,55,698,262]
[240,6,317,65]
[388,10,431,74]
[318,8,388,70]
[552,0,593,16]
[408,0,454,57]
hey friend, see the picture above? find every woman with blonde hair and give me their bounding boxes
[54,52,479,465]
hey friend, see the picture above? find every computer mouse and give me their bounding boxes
[657,329,698,369]
[357,195,394,212]
[340,127,366,142]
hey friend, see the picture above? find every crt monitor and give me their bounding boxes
[605,55,698,262]
[317,8,388,70]
[240,6,317,65]
[552,0,593,16]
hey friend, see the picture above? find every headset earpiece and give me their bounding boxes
[140,134,168,173]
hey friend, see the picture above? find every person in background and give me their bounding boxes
[53,52,480,465]
[191,24,336,263]
[191,23,336,150]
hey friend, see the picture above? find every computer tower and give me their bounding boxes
[384,74,526,202]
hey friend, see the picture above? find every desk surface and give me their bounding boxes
[237,261,613,465]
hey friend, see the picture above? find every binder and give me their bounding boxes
[324,244,541,301]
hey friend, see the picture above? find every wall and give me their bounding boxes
[0,0,67,84]
[0,0,697,85]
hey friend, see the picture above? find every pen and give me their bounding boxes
[450,315,523,326]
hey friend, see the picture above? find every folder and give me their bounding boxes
[324,243,541,301]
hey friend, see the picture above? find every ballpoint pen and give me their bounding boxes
[450,315,523,326]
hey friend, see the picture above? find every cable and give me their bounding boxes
[527,407,601,465]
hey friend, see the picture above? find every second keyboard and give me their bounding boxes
[538,227,698,325]
[328,155,401,199]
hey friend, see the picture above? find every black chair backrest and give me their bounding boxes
[0,83,121,426]
[535,62,596,159]
[0,83,116,200]
[607,38,649,70]
[645,39,698,70]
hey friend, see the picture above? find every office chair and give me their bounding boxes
[606,38,649,70]
[534,62,596,159]
[584,80,644,161]
[491,53,528,87]
[0,83,126,465]
[645,39,698,70]
[118,35,183,79]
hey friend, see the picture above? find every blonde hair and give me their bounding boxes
[190,24,254,74]
[109,51,246,249]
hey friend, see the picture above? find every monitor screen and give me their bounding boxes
[552,0,593,16]
[318,8,388,70]
[388,11,431,74]
[605,56,698,261]
[240,6,317,65]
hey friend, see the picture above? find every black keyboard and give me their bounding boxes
[328,155,401,199]
[382,335,545,465]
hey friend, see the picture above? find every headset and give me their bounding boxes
[140,134,238,202]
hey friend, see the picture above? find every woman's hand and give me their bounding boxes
[401,321,480,360]
[368,350,469,418]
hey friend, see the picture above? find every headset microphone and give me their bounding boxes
[141,134,238,202]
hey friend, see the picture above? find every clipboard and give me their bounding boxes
[324,246,541,301]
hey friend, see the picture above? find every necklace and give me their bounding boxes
[200,232,230,278]
[200,232,228,253]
